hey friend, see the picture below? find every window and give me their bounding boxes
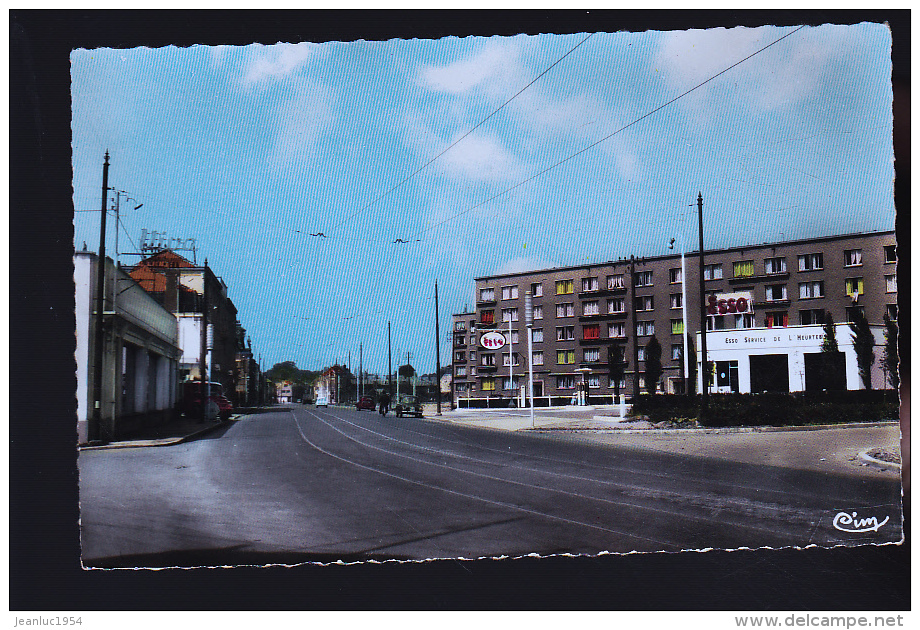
[587,375,600,389]
[607,274,625,290]
[886,275,897,293]
[671,344,683,361]
[765,284,787,302]
[481,354,495,366]
[557,375,578,389]
[469,351,477,361]
[635,295,654,311]
[454,335,465,346]
[454,352,465,362]
[669,268,682,284]
[844,249,863,266]
[733,261,753,278]
[583,300,599,316]
[608,297,625,313]
[884,245,897,264]
[845,277,864,296]
[671,319,685,335]
[609,376,626,390]
[502,308,519,322]
[765,312,788,328]
[556,279,574,295]
[608,322,626,338]
[670,293,682,309]
[502,354,520,367]
[503,330,520,345]
[887,304,898,321]
[731,313,755,329]
[557,350,575,365]
[556,303,575,318]
[706,316,726,331]
[634,270,653,287]
[455,366,467,377]
[583,324,600,340]
[845,306,865,323]
[481,378,496,392]
[637,347,646,362]
[454,321,467,332]
[532,351,544,366]
[502,377,518,391]
[799,309,826,326]
[481,310,494,324]
[501,285,518,300]
[637,321,655,336]
[533,305,543,320]
[584,348,600,362]
[582,277,598,292]
[532,328,544,343]
[556,326,575,341]
[799,281,824,299]
[765,257,786,274]
[531,282,543,297]
[798,253,823,271]
[479,288,494,302]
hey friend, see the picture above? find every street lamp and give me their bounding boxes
[669,235,689,395]
[524,291,535,428]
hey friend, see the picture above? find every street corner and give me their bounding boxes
[858,447,902,472]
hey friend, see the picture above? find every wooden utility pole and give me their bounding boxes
[697,192,708,416]
[388,321,393,398]
[434,281,442,415]
[91,151,110,442]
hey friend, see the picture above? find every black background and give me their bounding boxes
[10,10,909,611]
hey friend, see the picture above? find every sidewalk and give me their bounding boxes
[78,411,256,451]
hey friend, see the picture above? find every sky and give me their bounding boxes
[71,22,895,376]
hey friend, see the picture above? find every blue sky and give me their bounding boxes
[72,23,894,375]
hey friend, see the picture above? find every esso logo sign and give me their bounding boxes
[480,331,507,349]
[707,293,752,316]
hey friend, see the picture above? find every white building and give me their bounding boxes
[75,251,181,443]
[697,323,887,394]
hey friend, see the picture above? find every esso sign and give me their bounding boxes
[707,292,752,316]
[480,331,507,349]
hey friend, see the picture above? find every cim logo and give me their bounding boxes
[480,331,507,349]
[832,510,890,533]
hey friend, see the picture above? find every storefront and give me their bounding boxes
[697,324,886,394]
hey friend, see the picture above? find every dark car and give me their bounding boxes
[355,396,375,411]
[394,395,423,418]
[181,381,233,421]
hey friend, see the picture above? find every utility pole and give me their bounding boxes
[202,258,210,421]
[525,290,535,428]
[697,191,708,417]
[91,151,110,442]
[388,321,393,399]
[359,342,363,399]
[434,281,442,415]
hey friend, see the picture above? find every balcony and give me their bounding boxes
[729,271,789,284]
[580,336,606,345]
[478,364,498,372]
[755,299,791,308]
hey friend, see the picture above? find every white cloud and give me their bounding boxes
[435,131,526,182]
[241,43,320,87]
[418,40,523,96]
[494,256,557,276]
[269,82,336,168]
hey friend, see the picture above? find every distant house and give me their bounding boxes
[275,381,293,404]
[315,365,346,404]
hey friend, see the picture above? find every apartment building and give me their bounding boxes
[451,230,896,404]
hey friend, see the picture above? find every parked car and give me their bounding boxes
[394,395,423,418]
[181,381,233,421]
[315,396,329,408]
[355,396,375,411]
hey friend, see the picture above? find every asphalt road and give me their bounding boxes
[78,406,902,567]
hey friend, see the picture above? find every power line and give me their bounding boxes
[330,32,597,236]
[412,25,808,239]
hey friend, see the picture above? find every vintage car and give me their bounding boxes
[355,396,375,411]
[394,395,423,418]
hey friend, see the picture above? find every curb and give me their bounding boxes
[858,448,902,470]
[78,419,232,451]
[523,420,899,436]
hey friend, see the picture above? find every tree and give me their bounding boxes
[849,309,876,390]
[397,364,416,396]
[644,335,663,395]
[608,344,627,400]
[821,311,838,353]
[687,336,697,396]
[819,311,845,390]
[883,313,899,390]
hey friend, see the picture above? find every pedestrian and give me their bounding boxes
[379,392,391,416]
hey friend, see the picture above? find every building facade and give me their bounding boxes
[452,230,896,405]
[75,251,181,442]
[127,250,239,395]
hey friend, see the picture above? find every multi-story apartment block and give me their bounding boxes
[452,231,896,405]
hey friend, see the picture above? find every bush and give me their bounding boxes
[631,392,899,428]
